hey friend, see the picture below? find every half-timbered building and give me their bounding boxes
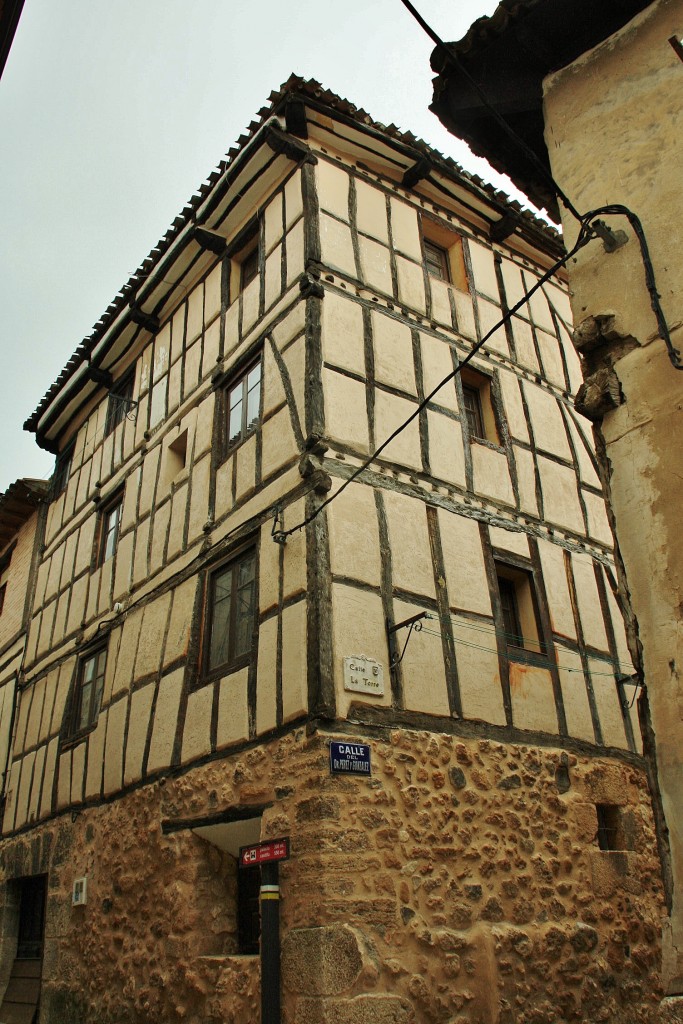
[0,78,664,1023]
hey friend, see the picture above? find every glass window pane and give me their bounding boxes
[247,363,261,391]
[78,682,92,731]
[228,397,243,445]
[234,579,255,658]
[209,568,233,670]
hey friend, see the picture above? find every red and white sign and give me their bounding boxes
[239,837,290,868]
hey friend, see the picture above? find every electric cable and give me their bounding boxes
[274,220,597,541]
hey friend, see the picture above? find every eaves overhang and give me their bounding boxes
[0,478,49,551]
[430,0,654,221]
[25,74,564,452]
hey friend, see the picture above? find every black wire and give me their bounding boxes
[398,0,584,223]
[275,221,597,541]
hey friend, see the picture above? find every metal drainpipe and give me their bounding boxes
[260,862,281,1024]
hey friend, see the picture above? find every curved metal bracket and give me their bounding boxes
[387,612,427,668]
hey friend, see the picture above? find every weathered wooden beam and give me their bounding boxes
[402,156,433,189]
[129,306,160,333]
[192,226,227,255]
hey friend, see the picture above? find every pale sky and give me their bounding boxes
[0,0,535,494]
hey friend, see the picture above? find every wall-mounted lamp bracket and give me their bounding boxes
[272,505,287,545]
[387,612,427,668]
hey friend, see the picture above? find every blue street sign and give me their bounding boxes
[329,741,372,776]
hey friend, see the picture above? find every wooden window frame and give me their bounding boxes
[66,643,108,740]
[495,561,546,658]
[460,366,500,445]
[224,356,263,455]
[201,544,258,682]
[423,239,451,282]
[96,491,123,568]
[105,368,136,437]
[52,444,73,500]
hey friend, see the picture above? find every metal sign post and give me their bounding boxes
[239,838,290,1024]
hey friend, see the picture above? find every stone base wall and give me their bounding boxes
[0,725,664,1023]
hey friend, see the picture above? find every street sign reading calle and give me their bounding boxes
[329,741,372,776]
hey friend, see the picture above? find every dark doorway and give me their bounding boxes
[237,865,260,954]
[17,876,46,960]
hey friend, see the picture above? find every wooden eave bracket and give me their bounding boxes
[402,156,434,189]
[129,306,160,333]
[264,125,317,165]
[490,213,519,243]
[192,226,228,255]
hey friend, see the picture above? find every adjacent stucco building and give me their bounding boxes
[0,77,667,1022]
[430,0,683,1001]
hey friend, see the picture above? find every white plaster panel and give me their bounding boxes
[396,256,426,313]
[164,577,196,667]
[558,647,596,743]
[40,738,58,819]
[537,330,567,389]
[390,198,421,260]
[374,391,421,470]
[509,662,559,734]
[85,717,106,799]
[284,171,303,229]
[281,600,307,723]
[15,750,36,828]
[146,668,184,774]
[604,582,633,675]
[455,620,506,725]
[286,219,304,287]
[171,308,185,365]
[430,278,453,327]
[235,435,257,501]
[488,525,529,557]
[565,413,601,488]
[500,258,526,306]
[186,285,204,347]
[103,697,128,795]
[261,408,297,481]
[332,584,390,719]
[383,491,434,599]
[514,446,539,516]
[372,310,416,394]
[132,516,150,586]
[324,370,369,453]
[202,318,221,381]
[572,553,610,651]
[27,744,46,825]
[359,236,393,296]
[264,192,283,254]
[181,685,213,764]
[396,598,451,716]
[478,299,509,357]
[150,500,171,573]
[356,179,389,242]
[469,240,499,299]
[421,334,458,412]
[590,661,628,749]
[328,481,381,588]
[526,278,556,333]
[438,512,491,616]
[320,214,356,278]
[537,458,585,533]
[113,608,143,694]
[204,263,222,325]
[316,160,350,221]
[322,291,365,378]
[511,318,540,372]
[427,411,466,487]
[498,372,529,442]
[188,455,211,544]
[124,682,154,785]
[217,668,249,749]
[241,276,260,335]
[265,246,282,311]
[523,384,572,460]
[283,497,307,601]
[135,591,172,680]
[183,340,201,400]
[537,539,576,640]
[453,289,477,340]
[256,615,278,735]
[472,445,515,507]
[584,490,613,547]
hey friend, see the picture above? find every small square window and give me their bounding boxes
[105,369,135,437]
[596,804,627,851]
[226,359,262,451]
[68,645,107,737]
[96,493,123,568]
[424,240,450,282]
[460,367,499,444]
[240,244,260,291]
[495,562,545,656]
[204,547,257,677]
[52,445,73,499]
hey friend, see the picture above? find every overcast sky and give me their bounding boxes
[0,0,536,494]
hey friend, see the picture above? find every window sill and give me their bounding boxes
[470,436,504,454]
[506,647,550,669]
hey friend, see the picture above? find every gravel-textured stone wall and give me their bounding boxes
[0,725,663,1023]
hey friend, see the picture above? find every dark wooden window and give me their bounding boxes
[462,385,486,441]
[423,239,450,282]
[237,865,261,954]
[495,563,545,656]
[241,244,259,290]
[105,369,135,436]
[497,575,524,649]
[206,548,257,676]
[52,445,73,499]
[596,804,624,851]
[70,646,107,736]
[97,493,123,567]
[226,360,262,450]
